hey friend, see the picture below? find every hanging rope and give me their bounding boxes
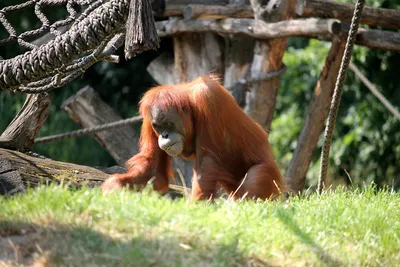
[0,0,160,93]
[317,0,365,194]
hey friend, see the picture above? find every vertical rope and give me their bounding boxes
[317,0,365,194]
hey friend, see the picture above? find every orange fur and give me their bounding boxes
[101,75,285,200]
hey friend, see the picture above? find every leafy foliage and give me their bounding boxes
[270,37,400,187]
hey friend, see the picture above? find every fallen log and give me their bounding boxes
[0,148,188,197]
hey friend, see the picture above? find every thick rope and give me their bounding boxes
[17,34,125,93]
[317,0,365,194]
[0,1,100,48]
[34,116,143,143]
[0,0,129,91]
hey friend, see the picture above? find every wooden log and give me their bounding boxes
[172,30,224,82]
[156,18,342,40]
[164,0,400,30]
[0,93,51,152]
[0,148,187,197]
[355,29,400,53]
[61,86,139,166]
[155,19,400,52]
[243,0,296,130]
[183,4,253,19]
[0,148,106,195]
[285,35,347,194]
[147,52,176,85]
[302,0,400,30]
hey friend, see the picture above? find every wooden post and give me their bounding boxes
[0,93,51,152]
[223,0,255,90]
[285,36,347,194]
[61,86,139,166]
[173,31,224,83]
[244,0,296,131]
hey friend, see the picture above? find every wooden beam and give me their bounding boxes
[183,4,253,19]
[285,35,347,194]
[156,18,342,40]
[164,0,400,29]
[355,28,400,53]
[302,0,400,30]
[155,19,400,52]
[0,93,51,152]
[0,148,187,197]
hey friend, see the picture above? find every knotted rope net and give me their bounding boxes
[0,0,159,94]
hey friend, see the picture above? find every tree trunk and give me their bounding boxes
[0,148,187,197]
[286,36,347,194]
[61,86,139,166]
[0,93,51,152]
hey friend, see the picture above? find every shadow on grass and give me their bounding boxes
[0,220,269,267]
[276,207,342,267]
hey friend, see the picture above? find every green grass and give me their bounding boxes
[0,185,399,266]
